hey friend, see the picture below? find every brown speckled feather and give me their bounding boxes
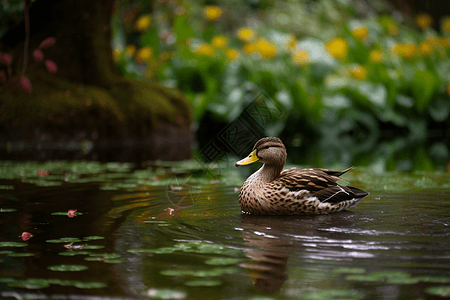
[236,137,369,215]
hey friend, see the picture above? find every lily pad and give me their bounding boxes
[0,242,27,248]
[302,289,363,300]
[127,248,156,253]
[8,279,50,289]
[161,267,239,277]
[74,281,108,289]
[332,267,366,274]
[51,212,83,216]
[204,258,241,265]
[7,252,35,257]
[0,185,14,190]
[184,279,222,287]
[146,288,187,299]
[0,208,17,212]
[88,253,121,259]
[82,245,105,250]
[0,277,16,283]
[46,237,82,243]
[419,276,450,283]
[425,286,450,297]
[48,264,88,271]
[0,251,14,255]
[48,279,81,286]
[82,236,104,241]
[346,274,384,282]
[59,251,91,256]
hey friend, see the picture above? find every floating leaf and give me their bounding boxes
[82,236,104,241]
[146,288,187,299]
[74,281,108,289]
[0,242,27,248]
[127,248,156,253]
[204,258,241,265]
[425,286,450,297]
[332,267,366,274]
[0,185,14,190]
[48,264,88,271]
[7,253,35,257]
[82,245,105,250]
[0,251,13,255]
[0,208,17,212]
[59,251,91,256]
[184,279,222,287]
[8,279,50,289]
[0,277,16,283]
[46,237,82,243]
[88,253,121,259]
[161,267,239,277]
[302,289,363,300]
[419,276,450,283]
[51,212,83,216]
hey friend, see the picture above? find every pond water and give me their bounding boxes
[1,160,450,300]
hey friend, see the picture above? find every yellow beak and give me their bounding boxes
[235,149,260,167]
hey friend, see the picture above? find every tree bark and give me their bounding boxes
[0,0,192,160]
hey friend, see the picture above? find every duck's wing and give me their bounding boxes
[277,168,369,204]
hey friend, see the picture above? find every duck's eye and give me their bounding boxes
[263,146,270,149]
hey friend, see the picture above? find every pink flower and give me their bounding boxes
[20,232,33,241]
[67,209,77,218]
[20,76,32,94]
[0,53,12,66]
[38,37,56,49]
[32,49,44,62]
[37,170,49,176]
[44,60,58,74]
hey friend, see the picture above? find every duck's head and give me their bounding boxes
[235,137,287,168]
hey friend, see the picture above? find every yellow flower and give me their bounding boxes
[369,50,383,63]
[352,26,369,40]
[442,16,450,32]
[225,48,239,60]
[291,49,310,65]
[211,36,227,49]
[204,6,222,21]
[135,15,152,31]
[419,41,433,54]
[350,65,368,80]
[285,34,297,50]
[391,43,417,59]
[195,44,215,57]
[136,47,152,62]
[256,38,278,59]
[326,37,348,60]
[415,13,433,29]
[124,45,136,57]
[113,49,121,61]
[439,37,450,48]
[447,83,450,98]
[236,27,256,43]
[243,43,258,55]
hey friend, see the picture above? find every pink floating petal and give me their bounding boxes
[166,207,175,215]
[37,169,49,176]
[67,209,77,218]
[20,76,32,94]
[38,37,56,49]
[20,232,33,241]
[32,49,44,63]
[44,59,58,74]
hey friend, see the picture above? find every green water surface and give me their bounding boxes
[0,160,449,300]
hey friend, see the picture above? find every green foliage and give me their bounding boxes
[112,0,450,142]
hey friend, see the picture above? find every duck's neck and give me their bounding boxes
[258,163,283,182]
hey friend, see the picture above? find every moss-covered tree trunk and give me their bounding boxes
[0,0,192,160]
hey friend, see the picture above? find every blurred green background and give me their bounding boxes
[2,0,450,172]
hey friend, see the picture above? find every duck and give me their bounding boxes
[235,137,369,215]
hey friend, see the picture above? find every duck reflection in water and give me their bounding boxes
[239,212,356,293]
